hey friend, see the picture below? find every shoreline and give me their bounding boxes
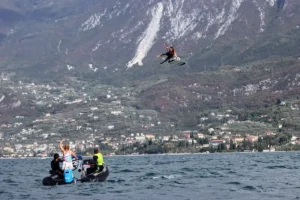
[0,150,294,159]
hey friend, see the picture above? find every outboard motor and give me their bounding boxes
[81,159,96,178]
[72,155,83,171]
[64,169,74,183]
[80,159,109,182]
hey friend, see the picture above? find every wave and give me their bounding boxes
[172,180,186,185]
[152,174,182,180]
[266,165,287,169]
[153,161,174,165]
[180,167,195,171]
[162,175,182,179]
[107,179,126,183]
[115,169,136,173]
[145,172,157,177]
[242,186,256,191]
[226,181,241,185]
[3,179,15,183]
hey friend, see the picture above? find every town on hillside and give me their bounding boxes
[1,129,297,158]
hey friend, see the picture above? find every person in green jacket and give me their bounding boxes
[93,148,104,172]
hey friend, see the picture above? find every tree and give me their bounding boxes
[242,138,247,150]
[190,133,194,139]
[229,139,235,150]
[217,143,226,152]
[276,99,281,105]
[197,138,203,145]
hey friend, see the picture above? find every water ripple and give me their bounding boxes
[1,152,300,199]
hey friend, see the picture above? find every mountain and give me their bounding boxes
[0,0,299,81]
[1,0,300,140]
[141,57,300,127]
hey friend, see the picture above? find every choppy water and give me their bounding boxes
[1,152,300,200]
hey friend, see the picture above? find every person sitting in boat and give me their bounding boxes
[93,148,104,172]
[50,153,63,177]
[59,139,78,170]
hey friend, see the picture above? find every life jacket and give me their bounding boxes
[94,153,104,166]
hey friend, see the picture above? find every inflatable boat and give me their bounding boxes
[42,156,109,186]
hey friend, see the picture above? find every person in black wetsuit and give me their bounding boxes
[50,153,63,177]
[157,42,178,64]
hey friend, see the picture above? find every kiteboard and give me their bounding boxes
[167,57,187,67]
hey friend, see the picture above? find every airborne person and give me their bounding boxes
[157,42,179,64]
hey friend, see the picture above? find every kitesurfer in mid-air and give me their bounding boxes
[157,42,178,64]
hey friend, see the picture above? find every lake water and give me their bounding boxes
[1,152,300,200]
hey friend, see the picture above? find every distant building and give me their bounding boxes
[162,136,170,141]
[246,135,258,142]
[265,131,276,136]
[111,111,122,115]
[4,147,14,153]
[135,136,146,143]
[208,128,214,133]
[184,133,191,139]
[232,137,244,144]
[210,140,225,147]
[145,134,155,140]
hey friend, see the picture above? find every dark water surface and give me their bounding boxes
[1,152,300,200]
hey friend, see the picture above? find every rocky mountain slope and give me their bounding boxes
[0,0,299,80]
[1,0,300,139]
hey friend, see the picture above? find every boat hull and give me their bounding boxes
[42,174,74,186]
[80,166,109,182]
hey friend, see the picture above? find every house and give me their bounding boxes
[265,131,276,136]
[211,136,218,140]
[135,136,146,143]
[201,144,210,148]
[291,136,298,145]
[227,120,235,124]
[246,135,258,142]
[90,107,98,111]
[111,111,122,115]
[162,136,170,141]
[41,133,49,139]
[171,136,179,142]
[208,128,214,133]
[145,134,155,140]
[184,133,191,139]
[226,144,230,150]
[182,131,191,138]
[232,137,244,144]
[188,139,197,144]
[4,147,14,153]
[211,140,225,147]
[108,125,114,130]
[15,144,23,150]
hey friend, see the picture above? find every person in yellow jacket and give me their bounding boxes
[93,148,104,172]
